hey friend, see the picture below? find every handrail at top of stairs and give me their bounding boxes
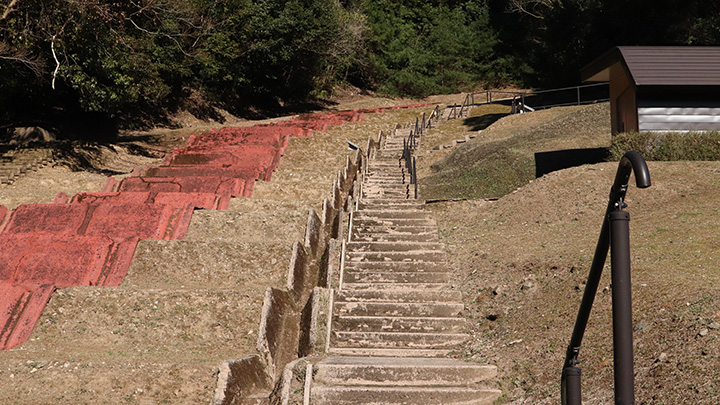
[562,151,651,405]
[401,131,417,199]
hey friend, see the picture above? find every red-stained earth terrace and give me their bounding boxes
[0,104,433,351]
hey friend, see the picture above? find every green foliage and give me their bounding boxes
[610,131,720,161]
[363,0,497,97]
[4,0,718,136]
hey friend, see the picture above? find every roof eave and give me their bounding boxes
[580,47,635,85]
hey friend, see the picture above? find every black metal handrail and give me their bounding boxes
[562,151,651,405]
[426,105,440,128]
[401,130,418,199]
[469,83,609,113]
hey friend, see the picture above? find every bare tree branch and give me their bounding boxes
[0,43,45,76]
[506,0,558,19]
[51,35,59,89]
[1,0,20,22]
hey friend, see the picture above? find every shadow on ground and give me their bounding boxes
[462,113,509,131]
[534,147,610,178]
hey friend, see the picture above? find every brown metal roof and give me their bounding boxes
[582,46,720,86]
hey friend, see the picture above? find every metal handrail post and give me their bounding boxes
[609,210,635,405]
[562,151,650,405]
[577,86,581,105]
[401,138,406,169]
[412,156,417,199]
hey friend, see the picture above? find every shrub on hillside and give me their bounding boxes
[610,131,720,161]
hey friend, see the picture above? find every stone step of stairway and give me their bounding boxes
[346,250,445,262]
[346,241,445,253]
[358,200,424,210]
[364,178,406,185]
[362,188,408,195]
[352,226,437,235]
[360,189,410,196]
[335,289,461,303]
[343,282,449,291]
[362,192,409,200]
[344,261,449,272]
[375,153,404,160]
[351,233,438,242]
[331,331,471,349]
[365,171,404,177]
[311,385,501,404]
[366,168,403,175]
[352,217,436,227]
[334,301,463,317]
[363,184,408,192]
[333,316,466,333]
[343,270,451,284]
[367,159,402,166]
[363,182,406,189]
[354,210,432,220]
[313,356,495,387]
[342,282,448,291]
[326,347,450,358]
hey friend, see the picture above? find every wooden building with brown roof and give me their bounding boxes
[582,46,720,134]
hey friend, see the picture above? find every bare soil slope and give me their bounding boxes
[419,106,720,403]
[0,98,439,403]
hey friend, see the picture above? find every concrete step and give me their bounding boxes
[351,224,437,234]
[365,172,405,178]
[331,331,471,349]
[336,290,461,303]
[311,385,501,404]
[354,210,432,220]
[362,189,408,197]
[365,174,404,181]
[346,250,445,262]
[327,347,450,358]
[353,218,436,227]
[358,200,424,210]
[364,174,405,179]
[363,181,406,188]
[334,301,463,317]
[314,356,495,386]
[362,192,408,200]
[366,165,402,172]
[375,154,404,161]
[334,316,466,333]
[369,159,403,165]
[342,282,448,291]
[362,184,408,192]
[360,193,412,200]
[364,179,405,185]
[351,233,439,242]
[343,270,451,284]
[346,241,445,253]
[344,261,449,272]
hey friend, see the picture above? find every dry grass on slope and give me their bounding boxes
[418,103,611,200]
[429,159,720,403]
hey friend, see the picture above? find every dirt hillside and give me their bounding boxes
[418,107,720,403]
[0,96,442,403]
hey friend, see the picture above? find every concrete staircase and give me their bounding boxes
[310,126,500,404]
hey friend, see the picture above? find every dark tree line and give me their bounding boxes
[492,0,720,86]
[1,0,718,137]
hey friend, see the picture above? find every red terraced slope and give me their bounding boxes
[0,104,434,350]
